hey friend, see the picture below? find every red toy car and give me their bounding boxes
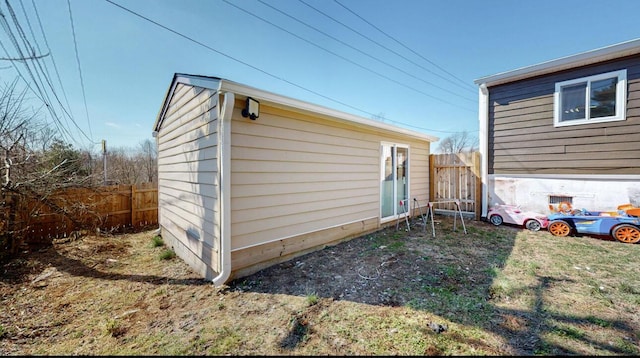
[487,204,549,231]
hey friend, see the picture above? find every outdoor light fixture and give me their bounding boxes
[242,97,260,120]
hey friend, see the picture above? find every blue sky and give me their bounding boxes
[2,0,640,153]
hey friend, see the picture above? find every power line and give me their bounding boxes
[103,0,471,134]
[6,1,54,112]
[18,0,43,61]
[298,0,476,95]
[256,0,475,103]
[30,0,76,126]
[0,49,69,141]
[0,52,47,60]
[13,0,76,142]
[1,1,49,107]
[223,0,474,112]
[333,0,475,92]
[2,0,92,146]
[66,0,93,141]
[0,1,68,140]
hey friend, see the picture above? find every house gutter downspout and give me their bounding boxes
[212,91,234,286]
[478,83,489,219]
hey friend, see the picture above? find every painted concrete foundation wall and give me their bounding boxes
[489,175,640,214]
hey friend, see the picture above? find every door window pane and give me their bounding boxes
[381,145,394,218]
[381,144,409,219]
[396,147,408,214]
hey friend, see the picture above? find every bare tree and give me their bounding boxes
[79,148,100,187]
[1,80,43,258]
[436,131,478,154]
[137,139,157,184]
[99,139,157,185]
[0,80,34,188]
[107,147,138,185]
[0,80,99,261]
[29,124,60,152]
[1,80,157,261]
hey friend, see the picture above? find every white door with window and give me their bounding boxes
[380,143,409,221]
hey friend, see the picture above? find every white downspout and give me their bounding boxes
[478,83,489,219]
[212,91,234,286]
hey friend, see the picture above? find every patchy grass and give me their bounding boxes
[151,235,164,248]
[306,293,319,306]
[158,249,176,260]
[1,216,639,355]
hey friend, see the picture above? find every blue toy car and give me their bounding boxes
[547,209,640,244]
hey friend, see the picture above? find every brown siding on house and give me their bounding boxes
[488,54,640,175]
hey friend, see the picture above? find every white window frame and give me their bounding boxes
[379,142,410,222]
[553,69,627,127]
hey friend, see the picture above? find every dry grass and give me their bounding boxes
[1,216,639,355]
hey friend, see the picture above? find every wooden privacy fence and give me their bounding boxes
[2,183,158,245]
[429,152,482,220]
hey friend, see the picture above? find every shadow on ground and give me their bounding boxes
[1,231,206,287]
[227,216,638,355]
[3,216,637,355]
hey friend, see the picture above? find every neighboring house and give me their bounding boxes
[474,38,640,218]
[153,74,438,285]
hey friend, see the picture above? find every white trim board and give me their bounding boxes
[475,38,640,87]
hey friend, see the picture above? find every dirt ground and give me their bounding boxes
[1,215,638,355]
[229,219,488,307]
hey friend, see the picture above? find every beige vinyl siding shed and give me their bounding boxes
[155,82,221,278]
[153,74,438,285]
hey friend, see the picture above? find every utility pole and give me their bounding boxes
[102,139,107,186]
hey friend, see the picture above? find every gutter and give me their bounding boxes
[478,83,489,218]
[212,91,234,286]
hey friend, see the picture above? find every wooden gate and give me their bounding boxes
[429,152,482,220]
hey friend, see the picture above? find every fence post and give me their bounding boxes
[473,152,482,221]
[429,154,435,203]
[1,191,19,258]
[131,184,136,227]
